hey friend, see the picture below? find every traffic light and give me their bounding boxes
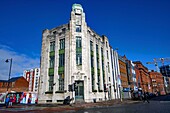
[68,83,78,92]
[73,83,78,91]
[68,84,73,92]
[104,84,107,92]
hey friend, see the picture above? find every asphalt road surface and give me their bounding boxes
[72,95,170,113]
[1,95,170,113]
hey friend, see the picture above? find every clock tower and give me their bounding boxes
[69,4,89,102]
[70,4,87,33]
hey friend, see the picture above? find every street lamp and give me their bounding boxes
[5,58,12,91]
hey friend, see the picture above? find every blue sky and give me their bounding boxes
[0,0,170,80]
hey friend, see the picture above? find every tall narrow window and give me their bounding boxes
[90,41,95,91]
[59,39,65,67]
[49,56,55,68]
[49,41,55,92]
[76,36,82,48]
[107,50,109,59]
[76,36,82,65]
[91,57,94,67]
[96,44,98,53]
[49,75,54,91]
[101,48,104,69]
[98,74,100,91]
[59,54,65,67]
[101,48,103,55]
[59,74,64,91]
[108,62,110,73]
[50,41,55,52]
[110,50,113,68]
[90,41,93,51]
[76,25,81,32]
[97,58,99,69]
[92,74,95,91]
[76,54,82,65]
[58,38,65,91]
[60,39,65,49]
[96,44,99,69]
[90,41,94,67]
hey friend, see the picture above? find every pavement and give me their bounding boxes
[0,99,141,113]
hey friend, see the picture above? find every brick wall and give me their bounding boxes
[0,77,29,93]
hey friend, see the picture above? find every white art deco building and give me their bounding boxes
[38,4,120,103]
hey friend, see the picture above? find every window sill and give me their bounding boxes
[55,90,66,93]
[99,90,103,92]
[45,91,53,94]
[92,90,97,92]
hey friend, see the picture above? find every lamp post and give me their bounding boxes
[5,58,12,91]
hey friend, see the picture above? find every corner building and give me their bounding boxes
[39,4,119,103]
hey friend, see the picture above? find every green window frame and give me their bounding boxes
[49,56,55,68]
[76,36,82,65]
[49,75,54,91]
[60,39,65,50]
[58,74,64,91]
[50,41,55,52]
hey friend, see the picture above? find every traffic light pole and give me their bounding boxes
[72,83,74,104]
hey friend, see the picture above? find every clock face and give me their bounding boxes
[75,9,82,14]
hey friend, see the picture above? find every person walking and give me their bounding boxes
[8,96,13,107]
[5,96,10,108]
[143,92,149,103]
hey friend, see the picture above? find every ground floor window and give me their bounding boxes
[49,75,54,91]
[58,74,64,91]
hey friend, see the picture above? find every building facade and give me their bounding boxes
[149,70,165,95]
[23,68,40,93]
[131,61,137,91]
[110,49,121,99]
[134,61,152,93]
[122,56,137,91]
[118,56,131,98]
[118,56,128,90]
[0,77,29,104]
[38,4,120,103]
[160,65,170,94]
[0,77,29,93]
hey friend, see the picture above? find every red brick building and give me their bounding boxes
[118,56,128,89]
[149,70,166,95]
[133,61,152,93]
[0,76,29,93]
[122,55,137,91]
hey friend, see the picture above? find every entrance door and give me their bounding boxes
[75,81,84,101]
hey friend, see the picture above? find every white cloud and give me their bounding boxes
[0,44,40,80]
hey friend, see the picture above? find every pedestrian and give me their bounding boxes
[5,96,10,108]
[28,97,31,104]
[143,92,149,103]
[9,96,13,107]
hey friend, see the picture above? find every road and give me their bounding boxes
[73,95,170,113]
[1,95,170,113]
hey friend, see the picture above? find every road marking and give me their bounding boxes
[160,101,170,103]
